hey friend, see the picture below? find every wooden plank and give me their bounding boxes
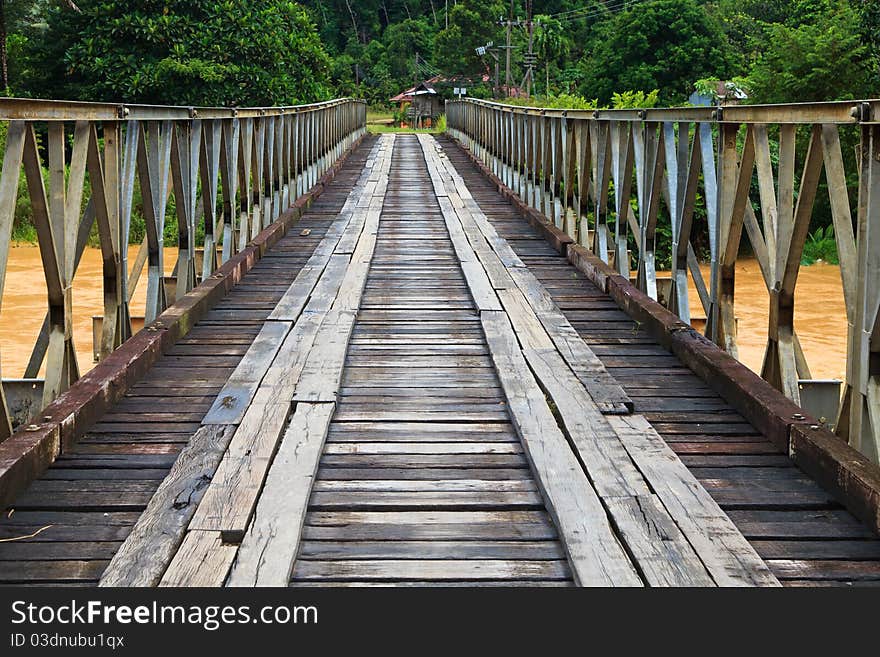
[96,424,235,586]
[323,443,521,455]
[459,261,502,311]
[305,510,549,525]
[159,530,236,587]
[608,414,780,586]
[308,490,544,509]
[267,138,380,322]
[297,540,563,560]
[603,495,713,586]
[507,267,632,413]
[178,136,396,552]
[293,310,357,402]
[187,398,292,542]
[300,521,557,541]
[480,311,642,586]
[293,199,383,404]
[228,402,335,586]
[425,135,632,414]
[311,479,537,492]
[202,322,291,425]
[292,559,571,581]
[422,136,723,586]
[266,257,329,321]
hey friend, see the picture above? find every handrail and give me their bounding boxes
[0,97,359,121]
[447,97,880,463]
[0,96,367,438]
[457,96,880,124]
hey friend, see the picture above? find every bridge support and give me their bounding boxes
[839,123,880,462]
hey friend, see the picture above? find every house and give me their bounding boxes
[390,80,442,128]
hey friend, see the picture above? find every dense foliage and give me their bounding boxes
[1,1,876,106]
[301,0,878,106]
[6,0,332,105]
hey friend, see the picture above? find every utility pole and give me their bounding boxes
[504,0,513,94]
[522,0,535,98]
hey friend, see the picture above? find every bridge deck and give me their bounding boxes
[0,134,878,587]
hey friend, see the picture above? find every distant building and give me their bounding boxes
[688,80,748,106]
[390,80,442,128]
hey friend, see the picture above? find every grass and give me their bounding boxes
[366,113,446,135]
[366,110,394,124]
[367,124,442,134]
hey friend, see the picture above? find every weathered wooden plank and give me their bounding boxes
[323,442,521,455]
[228,402,335,587]
[420,135,723,586]
[292,559,570,581]
[289,580,575,587]
[293,310,357,402]
[187,399,292,542]
[608,414,780,586]
[311,479,537,492]
[457,261,502,311]
[178,136,396,552]
[266,258,330,321]
[98,424,235,586]
[300,521,557,541]
[308,490,544,509]
[480,310,642,586]
[603,495,713,586]
[159,530,236,587]
[297,540,563,560]
[202,322,290,425]
[425,134,632,414]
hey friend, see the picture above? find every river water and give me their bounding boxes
[0,246,849,382]
[685,259,848,382]
[0,245,177,378]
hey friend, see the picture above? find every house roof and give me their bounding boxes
[390,78,440,103]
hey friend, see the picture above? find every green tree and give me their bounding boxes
[533,15,566,96]
[854,0,880,84]
[433,1,504,76]
[577,0,737,105]
[745,2,875,102]
[22,0,332,106]
[384,17,433,81]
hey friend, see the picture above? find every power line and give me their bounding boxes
[545,0,641,24]
[549,1,628,19]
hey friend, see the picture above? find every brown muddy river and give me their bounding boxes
[1,245,177,378]
[685,259,848,382]
[0,246,849,382]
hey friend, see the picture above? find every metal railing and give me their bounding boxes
[0,97,367,439]
[447,97,880,463]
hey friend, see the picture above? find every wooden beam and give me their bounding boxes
[228,403,335,586]
[98,424,236,587]
[481,310,642,586]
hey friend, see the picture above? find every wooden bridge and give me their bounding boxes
[0,98,879,587]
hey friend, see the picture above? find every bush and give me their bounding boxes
[801,225,839,265]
